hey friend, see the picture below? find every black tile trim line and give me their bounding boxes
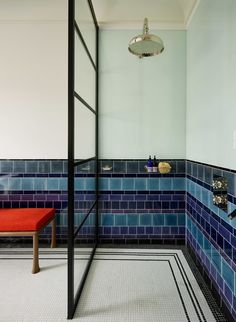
[187,192,236,237]
[187,160,236,174]
[1,249,212,322]
[186,244,232,322]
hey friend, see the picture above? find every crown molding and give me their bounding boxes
[185,0,200,29]
[98,21,186,31]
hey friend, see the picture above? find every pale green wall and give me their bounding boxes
[187,0,236,169]
[99,30,186,159]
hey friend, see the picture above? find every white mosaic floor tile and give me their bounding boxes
[0,248,216,322]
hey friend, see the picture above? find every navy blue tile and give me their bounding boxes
[224,240,233,259]
[222,259,234,291]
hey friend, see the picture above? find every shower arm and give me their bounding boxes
[143,18,149,35]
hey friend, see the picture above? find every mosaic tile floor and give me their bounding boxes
[0,248,222,321]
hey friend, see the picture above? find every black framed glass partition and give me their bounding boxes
[68,0,99,319]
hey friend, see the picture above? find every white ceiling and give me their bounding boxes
[0,0,200,30]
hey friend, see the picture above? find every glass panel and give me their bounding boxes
[75,31,96,110]
[74,99,95,160]
[75,0,96,63]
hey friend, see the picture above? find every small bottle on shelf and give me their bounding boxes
[147,155,153,173]
[153,155,158,172]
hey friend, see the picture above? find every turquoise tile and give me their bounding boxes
[22,178,34,190]
[195,184,201,200]
[34,178,46,190]
[127,214,139,226]
[0,177,9,191]
[192,223,197,239]
[147,178,159,190]
[99,178,109,190]
[165,214,177,226]
[140,214,152,226]
[47,178,59,190]
[85,178,95,190]
[59,178,67,190]
[186,179,191,193]
[110,178,122,190]
[153,213,164,226]
[122,178,134,190]
[159,178,172,190]
[9,178,22,190]
[172,178,185,190]
[212,247,222,274]
[177,213,186,226]
[222,259,234,291]
[135,178,146,190]
[75,178,85,190]
[203,237,212,259]
[189,181,196,196]
[201,188,209,207]
[115,214,127,226]
[102,214,114,226]
[197,229,204,248]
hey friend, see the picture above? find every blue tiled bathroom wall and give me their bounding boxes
[0,160,96,243]
[98,159,186,244]
[186,160,236,320]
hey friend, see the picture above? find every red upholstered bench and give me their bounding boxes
[0,208,56,274]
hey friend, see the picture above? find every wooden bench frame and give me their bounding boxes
[0,216,56,274]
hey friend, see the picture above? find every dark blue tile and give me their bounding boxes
[217,233,224,249]
[120,226,128,234]
[138,161,147,173]
[224,240,232,259]
[13,161,26,173]
[224,282,233,305]
[176,161,185,174]
[204,166,213,184]
[38,161,50,173]
[129,227,137,235]
[137,227,145,234]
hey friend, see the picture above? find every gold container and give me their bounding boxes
[158,162,171,174]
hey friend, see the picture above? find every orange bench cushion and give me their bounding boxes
[0,208,55,232]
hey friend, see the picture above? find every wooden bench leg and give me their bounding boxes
[51,217,56,248]
[32,232,40,274]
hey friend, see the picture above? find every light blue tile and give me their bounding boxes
[172,178,185,190]
[140,214,152,226]
[212,247,222,274]
[147,178,159,190]
[22,178,34,190]
[203,237,212,259]
[122,178,134,190]
[0,177,9,191]
[59,178,67,190]
[159,178,172,190]
[165,214,177,226]
[85,178,95,190]
[195,184,201,200]
[153,214,164,226]
[102,214,114,226]
[127,214,139,226]
[135,178,146,190]
[34,178,46,190]
[47,178,59,190]
[189,181,196,196]
[177,213,186,226]
[110,178,122,190]
[197,229,204,248]
[99,178,109,190]
[222,259,234,291]
[9,178,22,190]
[75,178,85,190]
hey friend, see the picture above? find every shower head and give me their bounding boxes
[128,18,164,58]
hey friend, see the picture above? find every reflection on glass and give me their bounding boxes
[74,210,96,295]
[75,32,96,110]
[75,0,96,64]
[74,99,95,160]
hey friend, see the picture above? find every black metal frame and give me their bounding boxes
[67,0,99,319]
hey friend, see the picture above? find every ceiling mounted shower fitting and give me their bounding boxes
[128,18,164,58]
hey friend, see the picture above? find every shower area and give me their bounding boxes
[0,0,236,321]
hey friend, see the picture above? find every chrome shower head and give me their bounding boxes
[128,18,164,58]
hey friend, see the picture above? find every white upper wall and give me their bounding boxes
[186,0,236,169]
[99,30,186,159]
